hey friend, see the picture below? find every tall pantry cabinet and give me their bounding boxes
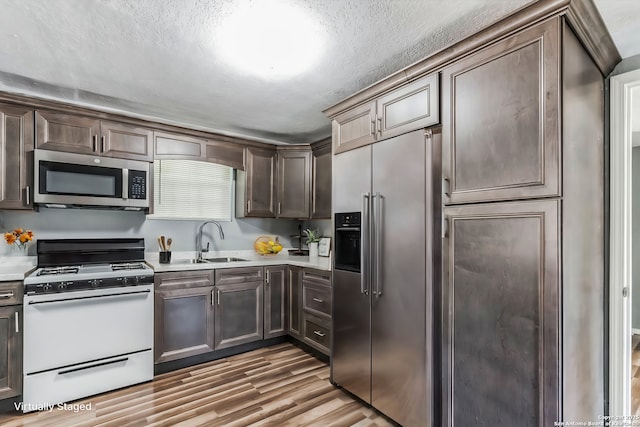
[325,1,616,425]
[441,17,605,426]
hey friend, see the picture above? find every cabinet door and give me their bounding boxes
[277,149,311,218]
[443,200,559,427]
[311,141,331,219]
[332,101,376,154]
[204,140,244,170]
[264,265,287,338]
[214,281,263,350]
[35,110,100,155]
[0,104,33,210]
[376,74,439,141]
[154,286,215,364]
[441,19,560,204]
[154,131,204,159]
[0,305,22,400]
[287,266,303,339]
[100,121,153,161]
[243,147,276,217]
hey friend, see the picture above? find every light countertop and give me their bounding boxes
[0,256,37,281]
[146,250,331,273]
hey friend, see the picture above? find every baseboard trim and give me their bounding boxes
[632,328,640,336]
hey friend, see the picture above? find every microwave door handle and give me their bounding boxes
[122,168,129,200]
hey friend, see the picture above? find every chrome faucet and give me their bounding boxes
[196,220,225,261]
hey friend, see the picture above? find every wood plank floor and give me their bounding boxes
[0,343,395,427]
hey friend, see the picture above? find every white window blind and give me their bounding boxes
[151,159,233,220]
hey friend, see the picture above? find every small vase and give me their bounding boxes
[309,242,318,258]
[7,245,28,257]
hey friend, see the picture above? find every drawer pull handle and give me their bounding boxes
[312,297,324,303]
[0,292,14,299]
[58,357,128,375]
[313,330,326,338]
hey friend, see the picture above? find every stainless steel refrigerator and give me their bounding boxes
[331,128,441,426]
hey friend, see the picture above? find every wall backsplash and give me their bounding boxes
[0,208,301,256]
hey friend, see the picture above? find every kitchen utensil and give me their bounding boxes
[166,238,172,251]
[157,237,164,251]
[160,236,166,251]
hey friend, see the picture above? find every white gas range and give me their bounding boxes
[22,238,154,412]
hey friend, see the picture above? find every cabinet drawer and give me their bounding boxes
[154,270,213,291]
[302,268,331,286]
[303,314,330,355]
[303,282,331,318]
[0,282,23,306]
[215,267,263,285]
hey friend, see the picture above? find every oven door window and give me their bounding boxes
[40,161,123,198]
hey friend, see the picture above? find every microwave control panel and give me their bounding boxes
[128,170,147,199]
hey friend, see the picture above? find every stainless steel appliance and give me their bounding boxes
[22,238,154,412]
[34,149,149,210]
[331,128,441,426]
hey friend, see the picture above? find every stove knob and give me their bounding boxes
[43,283,52,292]
[57,282,67,291]
[121,277,129,285]
[132,276,140,284]
[89,279,102,288]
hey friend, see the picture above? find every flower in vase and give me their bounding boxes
[4,228,34,250]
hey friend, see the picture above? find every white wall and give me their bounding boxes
[0,208,300,256]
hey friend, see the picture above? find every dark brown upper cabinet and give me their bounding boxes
[333,74,439,154]
[0,104,34,210]
[276,149,312,219]
[311,139,331,219]
[154,131,244,170]
[100,120,153,161]
[236,147,277,218]
[36,110,154,161]
[441,19,560,204]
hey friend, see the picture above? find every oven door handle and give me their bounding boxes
[27,289,151,305]
[58,357,129,375]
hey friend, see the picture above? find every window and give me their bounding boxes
[151,159,233,220]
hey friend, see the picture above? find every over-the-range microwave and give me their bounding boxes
[34,149,149,210]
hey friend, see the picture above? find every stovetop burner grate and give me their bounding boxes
[111,262,147,271]
[37,266,80,276]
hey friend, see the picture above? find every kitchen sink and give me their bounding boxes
[172,257,248,264]
[202,257,248,263]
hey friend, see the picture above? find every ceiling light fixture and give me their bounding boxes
[215,0,323,79]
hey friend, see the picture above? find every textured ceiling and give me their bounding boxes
[0,0,632,145]
[593,0,640,60]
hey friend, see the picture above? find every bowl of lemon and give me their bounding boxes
[254,236,283,255]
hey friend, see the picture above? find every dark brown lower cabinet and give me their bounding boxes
[287,266,303,339]
[443,200,559,427]
[264,265,287,339]
[0,282,23,401]
[301,268,332,356]
[154,271,215,364]
[0,304,22,401]
[214,281,263,350]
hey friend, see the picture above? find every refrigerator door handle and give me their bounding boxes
[374,192,383,297]
[361,192,370,295]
